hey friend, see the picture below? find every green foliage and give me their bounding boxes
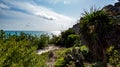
[37,34,50,49]
[61,28,75,39]
[55,47,85,67]
[56,28,76,47]
[90,62,105,67]
[39,53,49,67]
[74,41,94,62]
[67,34,79,47]
[0,30,5,40]
[0,30,50,67]
[55,36,62,46]
[80,9,113,64]
[80,45,89,52]
[55,28,80,47]
[54,48,72,67]
[54,57,66,67]
[64,47,84,66]
[0,38,40,67]
[49,35,59,44]
[74,40,81,47]
[107,46,120,67]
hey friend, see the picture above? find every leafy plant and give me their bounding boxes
[54,57,66,67]
[80,8,113,66]
[0,30,50,67]
[107,46,120,67]
[55,47,85,67]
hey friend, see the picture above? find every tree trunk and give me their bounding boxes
[102,49,107,67]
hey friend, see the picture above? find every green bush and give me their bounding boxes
[80,45,90,61]
[80,9,113,65]
[107,46,120,67]
[66,34,79,47]
[0,30,50,67]
[37,34,50,49]
[55,28,80,47]
[49,35,59,44]
[55,36,62,46]
[0,40,41,67]
[90,62,104,67]
[55,47,85,67]
[54,57,66,67]
[39,53,49,67]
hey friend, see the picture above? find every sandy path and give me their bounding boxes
[37,46,59,67]
[37,46,59,55]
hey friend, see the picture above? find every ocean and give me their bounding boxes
[4,31,61,36]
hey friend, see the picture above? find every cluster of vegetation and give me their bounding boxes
[0,3,120,67]
[55,45,87,67]
[107,46,120,67]
[54,8,120,67]
[53,28,80,47]
[0,30,50,67]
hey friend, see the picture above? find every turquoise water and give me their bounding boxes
[4,31,61,36]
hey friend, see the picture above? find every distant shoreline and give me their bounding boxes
[4,30,61,36]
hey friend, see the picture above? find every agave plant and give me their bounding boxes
[80,8,113,66]
[64,47,85,67]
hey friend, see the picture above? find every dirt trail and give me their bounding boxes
[37,46,59,55]
[37,46,59,67]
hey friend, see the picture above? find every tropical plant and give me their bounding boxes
[80,8,113,66]
[55,47,85,67]
[64,47,85,67]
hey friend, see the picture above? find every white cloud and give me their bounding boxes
[0,9,75,31]
[2,0,56,20]
[0,0,76,31]
[43,0,73,4]
[2,0,72,20]
[0,3,10,9]
[114,0,119,2]
[63,1,70,4]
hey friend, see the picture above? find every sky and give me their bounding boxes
[0,0,118,31]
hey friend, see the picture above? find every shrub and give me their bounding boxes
[66,34,79,47]
[0,30,49,67]
[54,57,66,67]
[55,36,62,46]
[0,40,41,67]
[55,47,85,67]
[107,46,120,67]
[49,35,59,44]
[90,62,104,67]
[55,28,80,47]
[80,9,113,65]
[36,34,50,49]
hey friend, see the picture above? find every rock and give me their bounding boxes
[71,2,120,35]
[70,2,120,52]
[102,1,120,25]
[115,2,120,7]
[72,22,80,34]
[102,2,120,49]
[48,51,54,58]
[102,4,119,16]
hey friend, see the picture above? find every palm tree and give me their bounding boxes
[80,9,113,66]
